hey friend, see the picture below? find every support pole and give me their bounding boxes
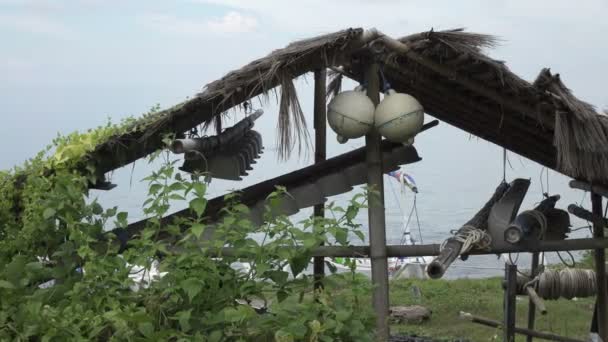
[365,62,390,340]
[591,193,607,340]
[526,252,540,342]
[504,263,517,342]
[460,312,586,342]
[313,68,327,290]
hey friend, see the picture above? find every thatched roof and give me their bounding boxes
[86,27,608,185]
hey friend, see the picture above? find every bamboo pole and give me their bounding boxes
[171,237,608,259]
[504,263,517,342]
[527,252,540,342]
[313,68,327,290]
[525,286,547,315]
[460,312,586,342]
[591,193,607,340]
[364,62,390,340]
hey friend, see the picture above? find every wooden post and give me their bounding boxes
[313,68,327,289]
[591,193,607,340]
[526,252,540,342]
[505,263,517,342]
[365,62,390,340]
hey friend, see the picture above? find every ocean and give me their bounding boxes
[92,116,593,279]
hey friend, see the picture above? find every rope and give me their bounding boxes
[388,173,424,246]
[440,225,491,253]
[413,196,423,245]
[518,209,548,239]
[527,268,597,300]
[502,148,507,183]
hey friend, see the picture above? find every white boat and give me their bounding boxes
[328,169,432,279]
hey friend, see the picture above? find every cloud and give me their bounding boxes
[207,11,258,33]
[138,11,258,35]
[0,13,76,39]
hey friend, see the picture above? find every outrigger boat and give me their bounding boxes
[329,169,432,279]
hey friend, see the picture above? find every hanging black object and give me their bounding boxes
[180,130,263,181]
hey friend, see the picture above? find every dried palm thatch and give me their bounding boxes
[534,68,608,182]
[41,27,608,188]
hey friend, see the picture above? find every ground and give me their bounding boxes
[389,277,595,341]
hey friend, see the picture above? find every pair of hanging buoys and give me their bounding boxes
[327,86,424,144]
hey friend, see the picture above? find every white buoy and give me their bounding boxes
[374,89,424,143]
[327,87,375,143]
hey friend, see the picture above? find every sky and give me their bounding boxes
[1,0,608,170]
[2,1,607,275]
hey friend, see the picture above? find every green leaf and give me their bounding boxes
[138,322,154,338]
[289,254,310,277]
[265,270,289,284]
[345,205,358,221]
[208,330,222,342]
[43,208,56,219]
[192,182,206,197]
[149,183,162,195]
[335,310,351,322]
[190,223,205,239]
[175,309,192,332]
[169,181,185,192]
[353,230,365,242]
[0,280,14,289]
[334,229,348,245]
[189,198,207,217]
[274,329,294,342]
[117,211,128,222]
[325,261,337,274]
[91,202,103,215]
[180,278,202,302]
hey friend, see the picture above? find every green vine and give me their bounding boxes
[0,114,375,341]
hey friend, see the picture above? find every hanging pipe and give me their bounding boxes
[170,109,263,154]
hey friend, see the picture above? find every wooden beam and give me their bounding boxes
[313,68,327,289]
[591,193,608,340]
[364,62,390,341]
[504,263,517,342]
[570,180,608,198]
[191,237,608,258]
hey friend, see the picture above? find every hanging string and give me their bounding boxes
[502,148,507,183]
[413,195,424,245]
[378,65,391,93]
[556,250,576,268]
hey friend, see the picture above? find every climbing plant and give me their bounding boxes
[0,117,375,341]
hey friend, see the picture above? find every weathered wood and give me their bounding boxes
[389,306,431,324]
[567,204,608,227]
[172,237,608,259]
[365,62,390,341]
[591,193,608,340]
[427,181,509,279]
[313,68,327,289]
[505,263,517,342]
[460,312,585,342]
[570,180,608,198]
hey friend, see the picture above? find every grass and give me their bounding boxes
[389,277,595,341]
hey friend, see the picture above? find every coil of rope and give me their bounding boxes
[518,209,548,238]
[519,268,597,300]
[440,225,492,254]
